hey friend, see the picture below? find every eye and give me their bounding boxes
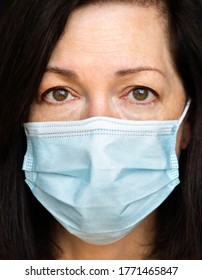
[127,87,155,102]
[42,87,75,103]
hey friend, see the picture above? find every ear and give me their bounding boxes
[180,120,191,150]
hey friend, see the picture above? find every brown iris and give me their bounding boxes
[52,89,69,102]
[132,88,149,101]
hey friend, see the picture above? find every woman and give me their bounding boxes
[0,0,202,260]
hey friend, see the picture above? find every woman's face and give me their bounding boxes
[29,3,190,151]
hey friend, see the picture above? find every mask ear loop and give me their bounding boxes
[178,99,191,126]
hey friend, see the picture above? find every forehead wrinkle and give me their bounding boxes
[47,3,173,87]
[62,4,168,54]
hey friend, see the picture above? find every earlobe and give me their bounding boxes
[181,121,191,150]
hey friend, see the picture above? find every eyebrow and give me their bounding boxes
[115,67,165,78]
[45,66,165,79]
[45,66,79,79]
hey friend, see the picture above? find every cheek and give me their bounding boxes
[28,103,39,122]
[28,102,52,122]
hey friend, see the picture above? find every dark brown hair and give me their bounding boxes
[0,0,202,259]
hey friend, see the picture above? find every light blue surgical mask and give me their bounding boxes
[22,101,190,245]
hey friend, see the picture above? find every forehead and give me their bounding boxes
[48,3,171,73]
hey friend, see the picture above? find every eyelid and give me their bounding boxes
[120,85,158,98]
[41,86,73,97]
[121,85,158,105]
[39,86,79,105]
[127,85,158,95]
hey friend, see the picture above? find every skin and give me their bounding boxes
[29,3,190,259]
